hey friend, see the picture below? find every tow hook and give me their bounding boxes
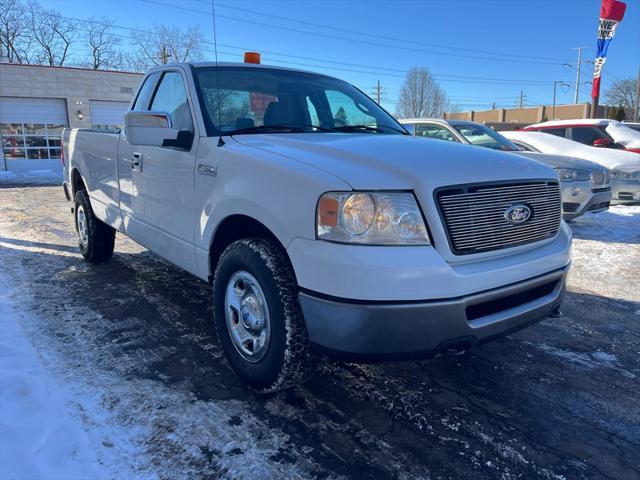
[548,308,563,318]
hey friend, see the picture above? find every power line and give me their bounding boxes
[138,0,571,66]
[52,14,562,87]
[190,0,574,64]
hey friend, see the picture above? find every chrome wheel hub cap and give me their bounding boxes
[224,271,270,362]
[77,205,89,247]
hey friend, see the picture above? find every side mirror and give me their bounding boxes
[124,111,193,150]
[592,137,611,148]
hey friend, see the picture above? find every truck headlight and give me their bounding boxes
[554,168,590,182]
[317,192,430,245]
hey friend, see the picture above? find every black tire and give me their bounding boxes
[74,189,115,263]
[212,238,313,393]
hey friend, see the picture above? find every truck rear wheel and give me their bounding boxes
[74,189,115,263]
[212,238,313,393]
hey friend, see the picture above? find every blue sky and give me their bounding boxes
[42,0,640,113]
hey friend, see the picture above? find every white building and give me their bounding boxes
[0,63,143,173]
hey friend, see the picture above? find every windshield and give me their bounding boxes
[194,66,407,136]
[452,123,520,151]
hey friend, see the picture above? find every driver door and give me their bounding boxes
[120,69,199,274]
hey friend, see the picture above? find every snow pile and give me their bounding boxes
[0,169,62,185]
[0,284,109,479]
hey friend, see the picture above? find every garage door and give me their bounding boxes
[1,97,68,161]
[90,100,129,130]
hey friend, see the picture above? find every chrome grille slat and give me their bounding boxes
[437,181,561,255]
[451,220,561,240]
[443,205,560,222]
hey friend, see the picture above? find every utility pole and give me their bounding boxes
[492,101,496,110]
[371,80,384,104]
[160,45,169,64]
[570,47,587,104]
[519,90,524,108]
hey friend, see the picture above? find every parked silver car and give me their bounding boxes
[401,119,611,220]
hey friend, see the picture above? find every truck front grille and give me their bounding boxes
[437,181,561,255]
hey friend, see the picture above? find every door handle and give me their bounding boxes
[131,152,143,172]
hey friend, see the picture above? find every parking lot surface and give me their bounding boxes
[1,185,639,480]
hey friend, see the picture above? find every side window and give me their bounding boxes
[150,71,193,131]
[571,127,606,145]
[415,124,457,142]
[132,73,160,111]
[541,128,566,138]
[325,90,376,127]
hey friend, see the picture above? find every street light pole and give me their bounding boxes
[552,81,571,120]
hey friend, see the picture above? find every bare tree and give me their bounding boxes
[130,24,204,70]
[84,16,121,70]
[27,1,76,66]
[604,78,636,119]
[396,67,449,119]
[0,0,32,63]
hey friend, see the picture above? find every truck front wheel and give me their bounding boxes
[212,238,313,393]
[74,190,115,263]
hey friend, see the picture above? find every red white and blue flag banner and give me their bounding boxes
[592,0,626,100]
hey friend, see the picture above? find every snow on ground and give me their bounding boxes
[0,271,122,479]
[568,205,640,303]
[0,169,62,186]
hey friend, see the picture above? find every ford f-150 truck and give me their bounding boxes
[63,59,571,393]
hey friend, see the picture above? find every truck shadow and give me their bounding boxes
[3,241,639,480]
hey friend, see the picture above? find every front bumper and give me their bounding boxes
[561,183,611,220]
[300,266,568,360]
[611,179,640,204]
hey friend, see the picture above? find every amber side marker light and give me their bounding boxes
[318,196,339,227]
[244,52,261,64]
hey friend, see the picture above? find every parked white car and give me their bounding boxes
[62,61,571,392]
[400,119,611,219]
[523,119,640,153]
[503,130,640,204]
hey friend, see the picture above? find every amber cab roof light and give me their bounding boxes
[244,52,261,64]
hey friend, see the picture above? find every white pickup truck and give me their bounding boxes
[63,60,571,392]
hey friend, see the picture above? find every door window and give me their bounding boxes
[571,126,610,145]
[132,72,160,111]
[415,124,457,142]
[150,72,193,131]
[540,128,566,138]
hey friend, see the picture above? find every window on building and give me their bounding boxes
[1,123,65,160]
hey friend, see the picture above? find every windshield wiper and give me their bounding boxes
[330,124,409,135]
[228,124,332,135]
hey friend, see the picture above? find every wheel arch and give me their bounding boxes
[71,167,86,196]
[208,214,295,283]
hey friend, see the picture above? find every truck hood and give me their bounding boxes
[233,133,556,190]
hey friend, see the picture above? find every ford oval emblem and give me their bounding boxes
[504,204,532,225]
